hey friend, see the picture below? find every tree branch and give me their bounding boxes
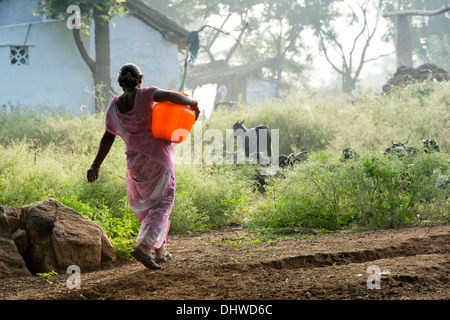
[383,4,450,17]
[199,24,245,45]
[206,12,232,46]
[348,0,370,73]
[225,22,249,63]
[72,28,95,75]
[363,50,395,64]
[318,32,343,75]
[354,3,381,81]
[348,5,367,59]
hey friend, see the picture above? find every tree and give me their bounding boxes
[237,0,311,84]
[151,0,321,96]
[36,0,126,113]
[150,1,362,96]
[382,2,450,70]
[309,0,392,93]
[188,2,257,102]
[150,0,267,100]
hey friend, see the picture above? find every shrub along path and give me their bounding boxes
[1,224,449,300]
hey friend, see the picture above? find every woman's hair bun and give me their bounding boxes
[118,63,143,88]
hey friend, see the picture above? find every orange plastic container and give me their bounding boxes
[152,91,196,143]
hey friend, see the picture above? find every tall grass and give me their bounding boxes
[208,81,450,155]
[0,81,448,258]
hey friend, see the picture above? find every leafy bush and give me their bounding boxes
[250,151,449,232]
[170,164,254,233]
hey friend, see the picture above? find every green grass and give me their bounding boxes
[250,151,449,233]
[0,81,448,258]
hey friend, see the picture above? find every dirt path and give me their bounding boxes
[1,225,449,301]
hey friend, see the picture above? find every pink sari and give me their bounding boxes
[105,87,176,251]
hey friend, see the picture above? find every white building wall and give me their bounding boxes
[108,15,181,94]
[0,20,94,114]
[0,0,42,27]
[0,0,183,114]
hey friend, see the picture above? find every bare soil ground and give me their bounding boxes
[1,225,449,301]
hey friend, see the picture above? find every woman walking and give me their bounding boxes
[87,63,200,269]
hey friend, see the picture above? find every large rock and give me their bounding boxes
[0,198,116,276]
[0,207,31,277]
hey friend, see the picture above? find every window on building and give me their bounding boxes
[10,46,29,65]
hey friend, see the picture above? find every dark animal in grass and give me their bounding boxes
[384,140,417,159]
[421,139,440,153]
[279,151,311,168]
[233,120,272,162]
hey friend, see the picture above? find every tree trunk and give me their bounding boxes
[384,5,450,69]
[93,11,111,113]
[72,29,95,75]
[395,15,413,68]
[342,71,354,93]
[341,59,354,94]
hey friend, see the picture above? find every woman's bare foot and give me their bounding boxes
[154,246,172,262]
[154,246,166,260]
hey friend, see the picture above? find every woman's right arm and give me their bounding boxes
[87,130,116,183]
[154,89,196,107]
[154,89,200,120]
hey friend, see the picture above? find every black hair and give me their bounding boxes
[118,63,143,88]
